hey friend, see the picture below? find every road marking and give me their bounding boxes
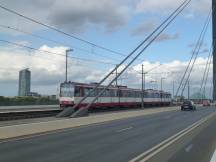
[185,144,193,152]
[117,126,133,133]
[129,111,216,162]
[210,149,216,162]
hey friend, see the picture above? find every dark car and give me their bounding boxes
[181,100,196,111]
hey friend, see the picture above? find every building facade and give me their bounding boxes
[18,69,31,96]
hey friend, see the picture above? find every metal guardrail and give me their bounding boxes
[0,105,60,121]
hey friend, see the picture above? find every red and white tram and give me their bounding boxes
[59,82,171,109]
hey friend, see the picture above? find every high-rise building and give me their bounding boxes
[18,68,31,96]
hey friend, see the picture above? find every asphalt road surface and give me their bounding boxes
[0,106,216,162]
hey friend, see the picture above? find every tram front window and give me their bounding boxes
[60,83,74,97]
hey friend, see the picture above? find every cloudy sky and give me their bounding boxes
[0,0,213,98]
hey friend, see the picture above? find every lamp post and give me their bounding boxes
[150,80,157,89]
[140,64,161,108]
[160,77,166,102]
[161,77,166,92]
[65,49,73,82]
[173,80,175,99]
[188,80,190,100]
[141,64,145,108]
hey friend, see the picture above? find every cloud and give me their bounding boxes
[0,0,131,33]
[200,48,209,53]
[187,42,210,54]
[48,0,131,33]
[131,20,156,36]
[0,43,213,98]
[135,0,211,16]
[0,44,104,95]
[188,42,207,48]
[117,58,212,98]
[14,40,31,46]
[155,33,180,42]
[131,20,180,42]
[0,0,211,35]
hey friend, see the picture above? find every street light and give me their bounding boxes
[140,64,162,108]
[65,49,73,82]
[160,77,166,92]
[150,80,157,90]
[160,77,166,103]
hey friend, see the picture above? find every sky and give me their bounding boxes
[0,0,213,98]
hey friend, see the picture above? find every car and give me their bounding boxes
[203,100,211,107]
[181,100,196,111]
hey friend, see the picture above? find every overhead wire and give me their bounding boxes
[0,4,126,57]
[202,56,212,98]
[63,0,192,116]
[174,8,211,97]
[199,47,212,94]
[0,39,116,65]
[0,24,150,63]
[0,24,123,63]
[180,9,211,97]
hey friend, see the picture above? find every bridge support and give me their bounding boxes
[213,0,216,100]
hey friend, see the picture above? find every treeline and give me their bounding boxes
[0,96,58,106]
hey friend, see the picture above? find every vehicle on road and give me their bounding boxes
[203,100,211,107]
[59,82,172,109]
[181,100,196,111]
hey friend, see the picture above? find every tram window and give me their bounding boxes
[110,89,115,97]
[133,91,136,98]
[84,88,89,96]
[122,90,125,97]
[138,92,141,98]
[129,91,131,97]
[84,88,94,97]
[129,91,132,97]
[106,89,110,97]
[144,92,148,98]
[90,88,96,97]
[132,91,135,98]
[114,89,117,97]
[117,90,120,97]
[75,87,80,97]
[127,91,130,97]
[154,93,158,98]
[149,93,153,98]
[98,88,103,97]
[118,90,123,97]
[125,91,127,97]
[135,92,138,98]
[121,90,125,97]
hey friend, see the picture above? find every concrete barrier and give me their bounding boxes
[0,106,178,140]
[0,105,59,110]
[0,105,60,113]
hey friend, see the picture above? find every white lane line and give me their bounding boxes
[185,144,193,153]
[116,126,133,133]
[210,149,216,162]
[129,111,216,162]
